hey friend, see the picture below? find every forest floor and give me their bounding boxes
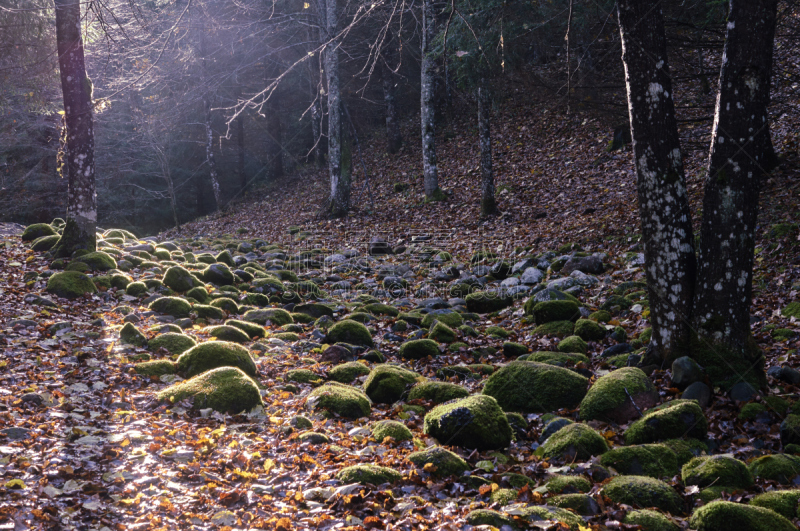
[2,81,800,531]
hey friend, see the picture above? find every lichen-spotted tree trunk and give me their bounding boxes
[618,0,778,390]
[478,81,497,217]
[617,0,696,362]
[325,0,348,217]
[381,40,402,154]
[420,0,442,201]
[54,0,96,257]
[200,32,220,211]
[691,0,777,388]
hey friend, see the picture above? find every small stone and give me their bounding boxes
[729,382,758,402]
[682,382,712,407]
[671,356,704,389]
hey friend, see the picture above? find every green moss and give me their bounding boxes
[224,319,266,339]
[589,310,612,323]
[748,454,800,484]
[176,340,257,378]
[739,402,768,420]
[306,382,371,418]
[148,296,191,318]
[550,493,599,516]
[423,395,512,450]
[22,223,57,241]
[64,261,89,272]
[465,510,516,529]
[521,351,590,365]
[109,274,131,290]
[541,423,608,460]
[297,430,329,443]
[421,311,463,328]
[162,265,197,292]
[580,367,657,422]
[134,360,177,377]
[518,506,584,530]
[624,400,708,444]
[45,271,97,299]
[202,263,235,285]
[661,438,708,466]
[205,325,251,343]
[529,300,581,323]
[406,446,470,477]
[363,365,420,404]
[209,298,239,315]
[186,286,209,303]
[486,326,510,338]
[79,251,116,271]
[324,319,372,346]
[688,500,796,531]
[124,281,147,297]
[157,366,262,413]
[465,291,513,313]
[749,489,800,519]
[600,444,679,478]
[574,319,607,341]
[482,360,588,413]
[623,509,680,531]
[489,488,518,505]
[336,464,402,485]
[604,475,682,513]
[408,381,469,404]
[327,361,370,383]
[120,322,148,347]
[290,312,314,324]
[557,335,588,354]
[782,302,800,319]
[148,332,196,354]
[371,420,412,442]
[286,368,321,384]
[545,475,591,494]
[428,321,456,343]
[503,342,529,357]
[358,303,399,317]
[399,339,440,359]
[31,234,60,251]
[273,332,299,341]
[193,304,226,320]
[534,320,575,338]
[681,455,753,489]
[436,365,474,380]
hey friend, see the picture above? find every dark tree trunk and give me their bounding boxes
[617,0,696,362]
[325,0,348,217]
[381,41,403,154]
[421,0,442,201]
[54,0,96,257]
[237,104,246,192]
[691,0,777,388]
[267,101,283,180]
[478,82,497,217]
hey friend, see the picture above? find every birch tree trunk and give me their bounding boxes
[306,25,323,166]
[691,0,777,388]
[54,0,96,256]
[325,0,348,217]
[617,0,696,363]
[421,0,442,201]
[478,82,497,217]
[382,41,402,154]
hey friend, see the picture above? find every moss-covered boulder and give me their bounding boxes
[557,335,588,354]
[224,319,266,339]
[421,310,463,328]
[681,455,753,489]
[579,367,659,423]
[518,506,584,530]
[80,251,117,271]
[428,321,456,343]
[336,465,401,485]
[210,297,240,314]
[399,338,440,359]
[359,303,399,317]
[545,475,592,494]
[624,400,708,444]
[661,438,708,466]
[176,341,257,379]
[194,304,226,320]
[406,446,470,477]
[529,300,581,324]
[293,302,334,319]
[503,342,529,357]
[465,291,513,313]
[125,281,148,297]
[780,414,800,446]
[327,361,371,383]
[604,475,682,514]
[241,308,293,327]
[600,444,680,478]
[573,318,607,341]
[134,359,177,377]
[534,320,576,338]
[749,489,800,519]
[465,510,516,529]
[371,420,412,442]
[205,325,251,344]
[162,265,196,292]
[157,367,262,413]
[423,395,511,450]
[408,381,469,404]
[363,365,420,403]
[541,423,608,460]
[46,271,97,299]
[286,368,321,383]
[521,351,590,365]
[32,234,60,251]
[306,382,371,418]
[202,263,235,285]
[623,509,680,531]
[748,454,800,484]
[550,493,600,516]
[120,322,148,347]
[148,332,196,354]
[482,360,588,413]
[148,296,192,318]
[688,500,796,531]
[22,223,57,241]
[324,319,373,347]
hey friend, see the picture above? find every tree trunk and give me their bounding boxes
[204,99,221,210]
[478,82,497,217]
[691,0,777,388]
[421,0,442,201]
[307,25,324,166]
[617,0,696,363]
[237,103,246,192]
[267,100,284,180]
[54,0,96,257]
[326,0,348,217]
[382,41,403,154]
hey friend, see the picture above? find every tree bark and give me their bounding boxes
[237,102,246,192]
[200,32,220,210]
[617,0,696,363]
[421,0,442,201]
[267,97,284,180]
[325,0,348,217]
[54,0,96,256]
[691,0,777,387]
[382,41,403,154]
[478,81,497,217]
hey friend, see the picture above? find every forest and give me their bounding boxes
[1,0,800,529]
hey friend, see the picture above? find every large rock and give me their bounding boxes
[749,490,800,519]
[603,475,682,514]
[80,251,117,271]
[579,367,659,423]
[162,265,197,292]
[157,366,261,413]
[562,255,604,275]
[325,319,373,346]
[465,290,513,313]
[22,223,57,241]
[120,322,147,346]
[681,455,753,489]
[203,263,235,285]
[242,308,293,326]
[399,338,440,359]
[748,454,800,484]
[671,356,704,389]
[306,382,371,418]
[423,395,512,450]
[527,300,581,324]
[482,361,588,413]
[540,423,608,460]
[780,414,800,446]
[408,381,469,404]
[689,501,796,531]
[46,271,97,299]
[624,399,708,444]
[149,296,192,318]
[336,465,401,485]
[573,319,606,341]
[293,302,334,319]
[520,267,544,285]
[406,446,470,478]
[600,444,680,478]
[176,341,257,378]
[148,332,197,354]
[363,365,419,403]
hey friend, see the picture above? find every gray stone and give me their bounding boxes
[569,270,600,287]
[9,319,38,328]
[21,393,44,406]
[531,288,571,303]
[682,382,712,407]
[324,254,347,264]
[23,294,57,307]
[520,267,544,285]
[500,277,520,288]
[671,356,704,389]
[548,277,577,291]
[562,255,605,275]
[729,382,758,402]
[769,366,800,385]
[511,258,536,275]
[1,427,30,440]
